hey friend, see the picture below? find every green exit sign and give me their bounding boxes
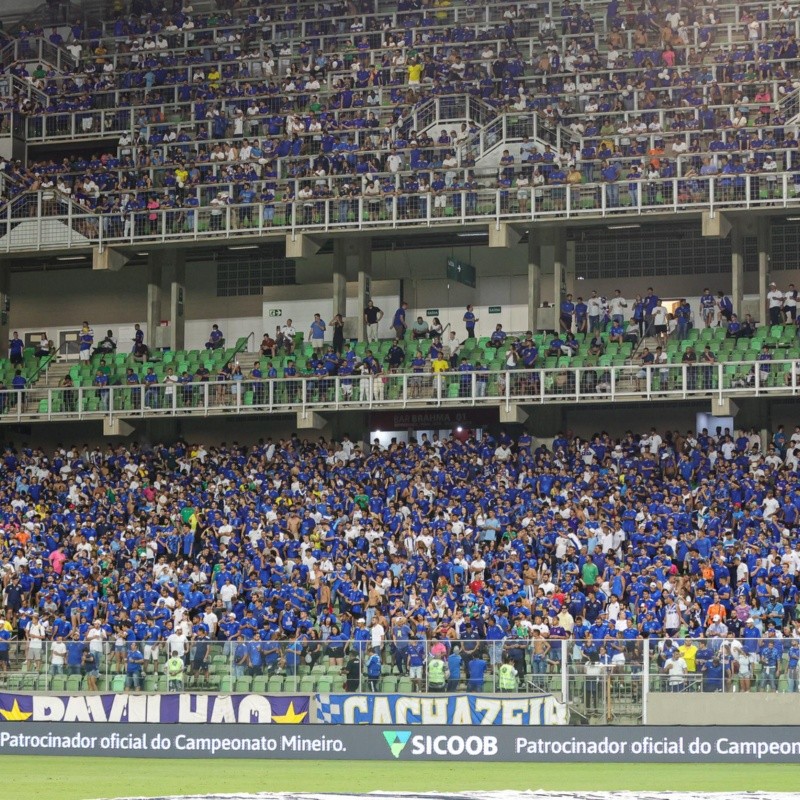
[268,309,282,317]
[446,257,476,288]
[426,309,439,317]
[488,306,501,314]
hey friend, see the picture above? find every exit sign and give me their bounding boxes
[488,306,501,314]
[426,309,439,317]
[268,309,282,317]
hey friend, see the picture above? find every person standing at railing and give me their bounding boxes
[124,642,144,691]
[787,640,800,693]
[166,650,184,691]
[498,655,518,693]
[366,648,382,692]
[93,370,109,410]
[758,639,780,692]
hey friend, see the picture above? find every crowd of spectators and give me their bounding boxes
[3,0,800,228]
[1,423,800,694]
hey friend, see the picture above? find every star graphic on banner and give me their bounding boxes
[271,701,307,724]
[0,699,32,721]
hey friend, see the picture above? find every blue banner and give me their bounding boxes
[315,693,567,725]
[0,693,309,724]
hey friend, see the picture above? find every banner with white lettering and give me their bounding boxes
[314,693,568,725]
[0,693,309,724]
[2,724,800,761]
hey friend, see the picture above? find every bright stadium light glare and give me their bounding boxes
[228,245,259,251]
[56,255,86,261]
[607,224,641,230]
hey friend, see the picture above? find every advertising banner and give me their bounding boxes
[0,692,309,725]
[0,723,799,762]
[315,693,568,725]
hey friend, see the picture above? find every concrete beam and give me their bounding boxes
[712,398,739,417]
[103,418,135,437]
[499,405,529,425]
[92,247,130,271]
[285,233,324,259]
[701,211,732,239]
[488,223,522,249]
[296,410,327,430]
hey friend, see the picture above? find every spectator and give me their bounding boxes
[78,322,94,363]
[411,316,429,340]
[205,324,225,351]
[8,331,24,367]
[363,301,383,343]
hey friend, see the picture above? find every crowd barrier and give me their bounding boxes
[1,357,800,423]
[3,174,800,253]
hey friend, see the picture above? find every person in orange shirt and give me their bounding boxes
[648,142,665,171]
[705,594,727,626]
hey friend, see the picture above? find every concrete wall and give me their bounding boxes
[9,235,794,351]
[648,692,800,725]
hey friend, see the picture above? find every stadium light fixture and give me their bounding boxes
[228,245,259,251]
[56,255,86,262]
[786,216,800,222]
[607,224,641,230]
[457,232,486,238]
[136,252,149,256]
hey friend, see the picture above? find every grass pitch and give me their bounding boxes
[2,758,799,800]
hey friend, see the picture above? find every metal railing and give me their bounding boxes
[1,173,800,253]
[3,636,795,721]
[1,356,799,423]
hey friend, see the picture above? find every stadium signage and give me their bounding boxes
[314,693,568,725]
[446,257,477,288]
[425,308,440,316]
[2,723,800,762]
[0,693,309,725]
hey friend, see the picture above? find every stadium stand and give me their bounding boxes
[0,427,799,710]
[3,0,800,240]
[0,0,800,718]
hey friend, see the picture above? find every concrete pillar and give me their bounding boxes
[332,270,346,318]
[554,229,566,324]
[538,228,567,330]
[146,255,162,350]
[356,240,372,342]
[757,218,770,326]
[527,234,541,333]
[731,226,744,319]
[168,251,186,352]
[331,242,347,319]
[565,239,576,297]
[0,260,9,357]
